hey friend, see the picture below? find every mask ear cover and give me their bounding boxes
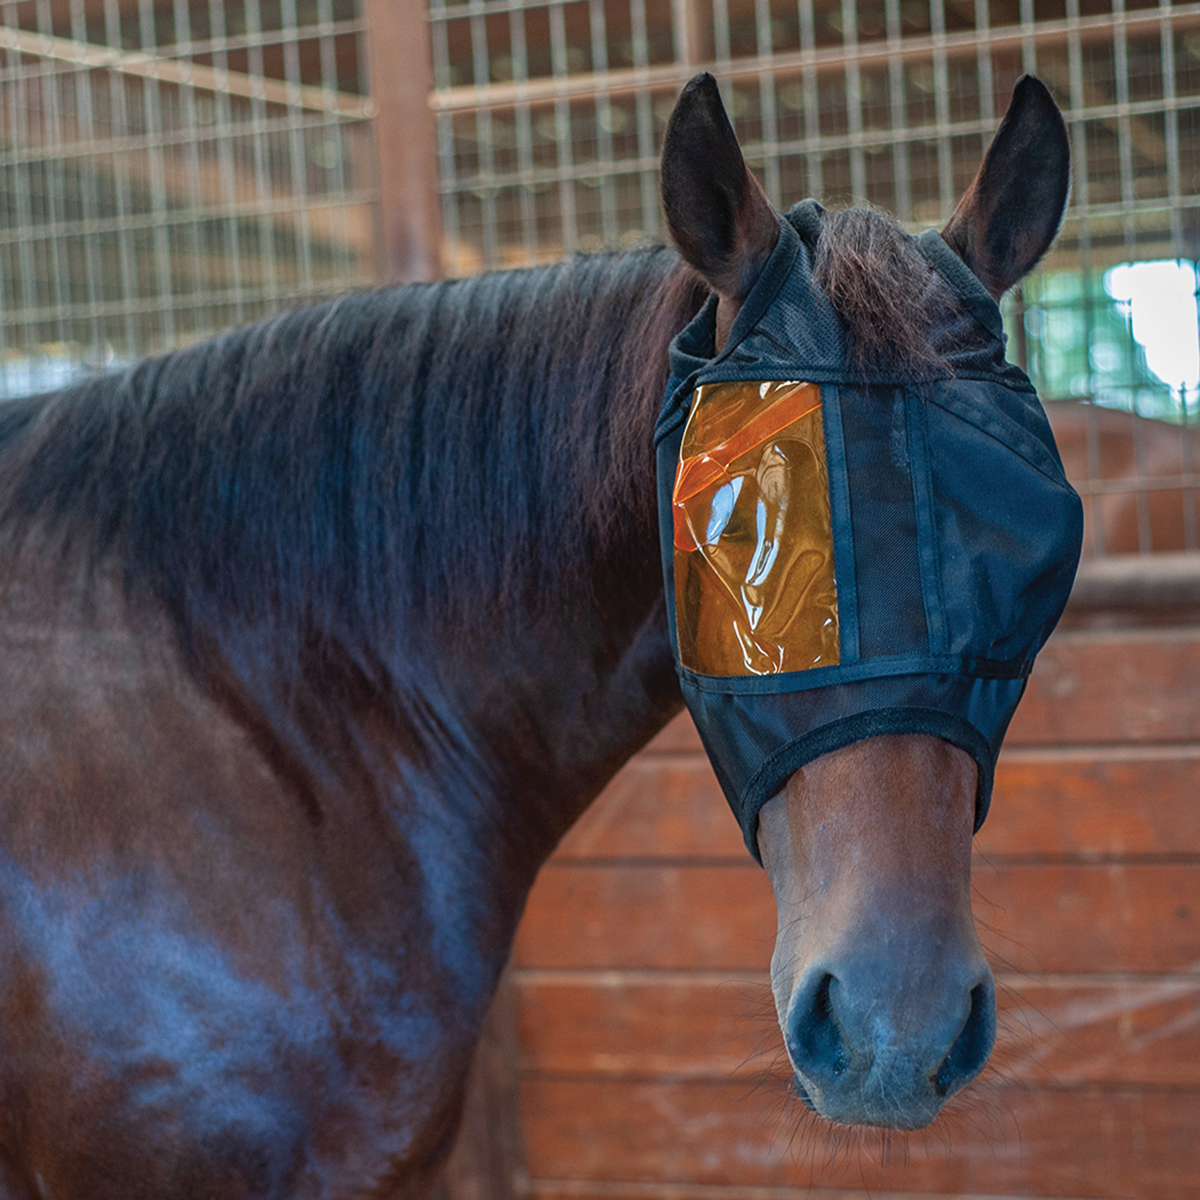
[655,203,1084,861]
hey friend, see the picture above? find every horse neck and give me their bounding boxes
[409,254,703,872]
[2,249,705,935]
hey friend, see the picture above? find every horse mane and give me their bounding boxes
[0,211,970,687]
[813,206,960,378]
[0,248,707,677]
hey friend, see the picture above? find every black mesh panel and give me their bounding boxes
[839,386,928,657]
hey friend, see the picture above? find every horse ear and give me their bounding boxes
[660,73,778,301]
[941,75,1071,300]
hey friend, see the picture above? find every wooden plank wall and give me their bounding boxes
[509,620,1200,1200]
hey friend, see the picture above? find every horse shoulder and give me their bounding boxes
[0,556,476,1198]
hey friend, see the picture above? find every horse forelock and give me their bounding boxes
[812,206,961,378]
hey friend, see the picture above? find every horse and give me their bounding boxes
[0,72,1070,1197]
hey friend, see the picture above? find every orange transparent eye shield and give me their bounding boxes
[671,380,839,677]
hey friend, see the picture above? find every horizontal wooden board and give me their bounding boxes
[638,630,1200,755]
[516,972,775,1080]
[991,978,1200,1087]
[515,974,1200,1088]
[557,749,1200,862]
[558,757,745,862]
[531,1188,1097,1200]
[973,861,1200,975]
[1008,629,1200,745]
[521,1078,1200,1198]
[514,863,1200,974]
[514,864,775,971]
[983,750,1200,859]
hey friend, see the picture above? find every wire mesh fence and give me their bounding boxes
[1,0,1198,559]
[427,1,1200,270]
[0,0,377,392]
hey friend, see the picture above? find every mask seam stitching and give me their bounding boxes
[821,383,860,665]
[906,388,948,655]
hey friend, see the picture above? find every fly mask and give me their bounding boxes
[655,201,1084,860]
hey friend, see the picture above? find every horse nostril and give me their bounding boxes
[789,971,847,1080]
[934,979,997,1098]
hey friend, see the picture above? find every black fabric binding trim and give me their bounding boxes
[737,708,996,862]
[676,652,1035,695]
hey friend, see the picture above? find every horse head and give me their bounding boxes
[657,74,1077,1129]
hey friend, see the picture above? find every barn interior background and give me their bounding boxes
[0,0,1197,1196]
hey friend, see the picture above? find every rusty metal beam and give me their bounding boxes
[1069,552,1200,609]
[364,0,443,283]
[0,24,370,117]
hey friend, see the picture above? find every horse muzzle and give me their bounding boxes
[781,951,996,1129]
[758,734,992,1130]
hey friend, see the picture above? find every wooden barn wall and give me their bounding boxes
[507,615,1200,1200]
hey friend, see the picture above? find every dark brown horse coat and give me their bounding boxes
[0,249,700,1197]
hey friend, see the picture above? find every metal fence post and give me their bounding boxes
[364,0,443,282]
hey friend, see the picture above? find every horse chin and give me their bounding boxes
[794,1086,942,1132]
[788,1055,979,1132]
